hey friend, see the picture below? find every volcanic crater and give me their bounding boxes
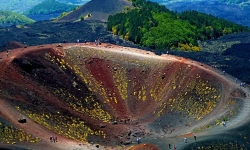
[0,43,248,150]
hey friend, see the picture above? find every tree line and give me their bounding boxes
[107,0,249,51]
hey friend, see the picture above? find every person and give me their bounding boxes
[222,121,226,127]
[138,137,141,144]
[240,83,243,87]
[169,143,171,149]
[50,135,53,142]
[193,133,196,141]
[6,51,8,57]
[235,78,238,83]
[136,137,141,144]
[55,136,57,142]
[174,145,176,150]
[184,137,187,143]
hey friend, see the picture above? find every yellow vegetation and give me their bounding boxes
[0,123,40,144]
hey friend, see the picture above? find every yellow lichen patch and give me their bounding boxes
[45,50,113,121]
[149,62,169,102]
[227,99,236,106]
[0,123,41,144]
[136,86,147,101]
[52,88,112,123]
[155,102,167,117]
[156,69,221,120]
[15,106,105,142]
[165,74,221,120]
[113,67,128,101]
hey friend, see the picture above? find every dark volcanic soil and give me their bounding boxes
[0,20,249,85]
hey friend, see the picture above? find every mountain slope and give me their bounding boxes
[0,0,42,13]
[166,1,250,27]
[151,0,250,5]
[218,0,249,5]
[57,0,90,5]
[57,0,132,22]
[0,0,88,13]
[0,10,35,27]
[25,0,77,16]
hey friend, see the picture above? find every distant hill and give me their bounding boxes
[218,0,249,5]
[151,0,250,5]
[0,0,42,13]
[165,1,250,27]
[57,0,132,22]
[57,0,90,5]
[0,0,89,13]
[0,10,35,27]
[25,0,77,15]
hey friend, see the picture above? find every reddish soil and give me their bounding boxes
[0,42,249,150]
[126,143,160,150]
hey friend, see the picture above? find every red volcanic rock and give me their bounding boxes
[126,144,160,150]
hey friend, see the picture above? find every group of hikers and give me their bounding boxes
[167,133,197,149]
[168,143,177,150]
[49,135,58,143]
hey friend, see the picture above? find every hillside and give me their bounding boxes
[57,0,132,22]
[107,0,249,51]
[0,10,35,27]
[0,43,249,150]
[218,0,249,5]
[166,1,250,27]
[58,0,89,5]
[25,0,77,16]
[0,0,88,13]
[0,0,42,13]
[152,0,250,5]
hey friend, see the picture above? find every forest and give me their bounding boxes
[0,10,35,26]
[25,0,77,16]
[107,0,249,51]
